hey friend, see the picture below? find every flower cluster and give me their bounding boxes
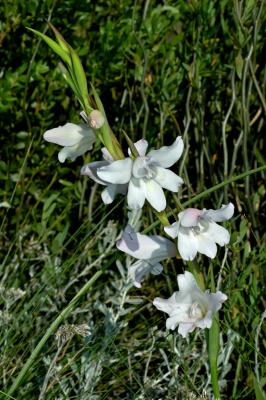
[44,108,234,338]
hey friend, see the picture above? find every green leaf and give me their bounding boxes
[27,28,71,66]
[90,84,124,160]
[48,22,71,53]
[69,49,89,108]
[252,373,266,400]
[58,62,80,98]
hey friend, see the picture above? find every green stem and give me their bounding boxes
[7,270,103,396]
[143,165,266,234]
[208,315,220,400]
[208,267,220,399]
[187,260,205,291]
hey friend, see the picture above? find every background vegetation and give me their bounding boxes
[0,0,265,398]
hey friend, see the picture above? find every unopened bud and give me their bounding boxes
[88,110,105,129]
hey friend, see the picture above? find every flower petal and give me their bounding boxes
[178,208,202,227]
[150,262,163,275]
[147,137,184,168]
[101,185,118,204]
[101,183,128,204]
[178,322,196,337]
[117,225,177,260]
[153,294,179,316]
[81,161,109,184]
[177,271,199,293]
[203,222,230,246]
[132,157,150,179]
[58,137,95,163]
[97,158,133,184]
[196,234,217,258]
[143,179,166,212]
[203,203,234,222]
[177,227,198,261]
[164,222,179,239]
[132,139,148,157]
[127,177,145,209]
[44,123,95,146]
[101,147,113,162]
[128,260,152,288]
[153,166,183,192]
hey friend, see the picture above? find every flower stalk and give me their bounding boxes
[207,266,221,399]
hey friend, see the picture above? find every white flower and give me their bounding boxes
[164,203,234,260]
[116,225,177,287]
[43,123,96,162]
[95,137,184,212]
[81,148,128,204]
[153,271,227,337]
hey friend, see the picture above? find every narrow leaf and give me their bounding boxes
[48,22,71,53]
[27,28,70,66]
[69,49,89,103]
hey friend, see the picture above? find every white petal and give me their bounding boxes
[147,137,184,168]
[133,139,148,157]
[128,260,152,288]
[208,291,228,313]
[101,185,117,204]
[178,208,202,227]
[177,271,199,293]
[196,234,217,258]
[101,183,128,204]
[81,161,108,184]
[153,294,178,315]
[97,158,133,184]
[203,222,230,246]
[164,222,179,239]
[44,123,95,146]
[101,147,114,162]
[143,179,166,212]
[132,158,149,178]
[117,225,177,260]
[203,203,234,222]
[177,227,198,261]
[57,137,94,163]
[127,177,146,209]
[166,316,183,331]
[150,262,163,275]
[177,322,196,337]
[153,166,183,192]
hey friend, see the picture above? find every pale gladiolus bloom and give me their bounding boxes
[43,123,96,162]
[81,148,127,204]
[116,225,177,287]
[153,271,227,337]
[94,138,184,212]
[164,203,234,261]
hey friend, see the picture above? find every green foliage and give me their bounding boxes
[0,0,265,399]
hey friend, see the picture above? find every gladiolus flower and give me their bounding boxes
[116,225,177,287]
[81,148,127,204]
[153,271,227,337]
[43,123,96,162]
[164,203,234,260]
[85,137,184,212]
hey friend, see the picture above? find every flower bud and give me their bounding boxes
[88,110,105,129]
